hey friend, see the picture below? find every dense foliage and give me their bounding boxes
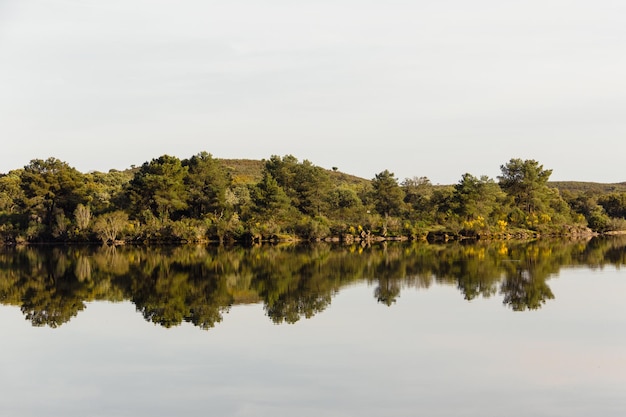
[1,153,624,244]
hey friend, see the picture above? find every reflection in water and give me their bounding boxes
[1,236,625,329]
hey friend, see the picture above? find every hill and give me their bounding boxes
[219,159,265,184]
[550,181,626,196]
[218,158,626,195]
[218,159,626,194]
[219,158,369,187]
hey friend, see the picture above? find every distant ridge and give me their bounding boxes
[218,158,626,192]
[550,181,626,195]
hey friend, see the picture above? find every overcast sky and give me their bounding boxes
[1,0,625,184]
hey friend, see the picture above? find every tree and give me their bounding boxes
[20,158,88,234]
[92,211,129,243]
[371,170,404,218]
[452,173,505,224]
[85,169,133,213]
[264,154,299,192]
[183,152,231,218]
[252,172,293,219]
[402,176,433,214]
[586,208,612,232]
[263,155,331,216]
[429,186,456,224]
[498,158,578,229]
[0,170,24,214]
[498,158,552,215]
[291,160,332,216]
[326,186,365,223]
[126,155,188,220]
[73,204,92,232]
[598,193,626,219]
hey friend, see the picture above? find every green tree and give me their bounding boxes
[291,160,332,216]
[586,208,612,232]
[498,158,576,229]
[183,152,231,218]
[370,170,405,236]
[0,170,24,214]
[264,154,299,192]
[402,176,433,216]
[252,172,293,220]
[326,186,366,223]
[371,170,404,218]
[498,158,552,215]
[264,155,331,216]
[20,158,88,237]
[85,169,134,214]
[126,155,188,220]
[598,193,626,219]
[452,173,505,226]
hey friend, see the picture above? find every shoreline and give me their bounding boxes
[1,228,606,247]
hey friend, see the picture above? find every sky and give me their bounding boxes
[1,0,625,184]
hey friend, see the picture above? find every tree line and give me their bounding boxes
[0,152,625,244]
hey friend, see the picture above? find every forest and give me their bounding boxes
[1,152,625,244]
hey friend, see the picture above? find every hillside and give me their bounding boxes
[218,158,626,194]
[219,158,369,187]
[550,181,626,196]
[219,159,265,184]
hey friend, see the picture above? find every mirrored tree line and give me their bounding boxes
[1,237,625,329]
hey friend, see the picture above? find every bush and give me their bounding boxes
[168,218,209,242]
[295,216,331,240]
[587,208,611,233]
[608,217,626,232]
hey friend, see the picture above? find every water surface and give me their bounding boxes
[1,238,625,416]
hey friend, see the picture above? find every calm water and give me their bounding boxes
[1,238,625,417]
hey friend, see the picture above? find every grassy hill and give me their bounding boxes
[219,159,265,184]
[219,158,369,187]
[218,158,626,194]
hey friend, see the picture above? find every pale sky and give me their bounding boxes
[1,0,625,184]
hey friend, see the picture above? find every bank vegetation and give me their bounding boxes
[1,153,625,245]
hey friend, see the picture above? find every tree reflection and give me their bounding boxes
[129,247,234,329]
[375,277,401,306]
[500,267,554,311]
[497,241,561,311]
[251,245,340,323]
[371,244,405,306]
[0,235,625,329]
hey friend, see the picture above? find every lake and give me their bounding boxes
[1,238,625,417]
